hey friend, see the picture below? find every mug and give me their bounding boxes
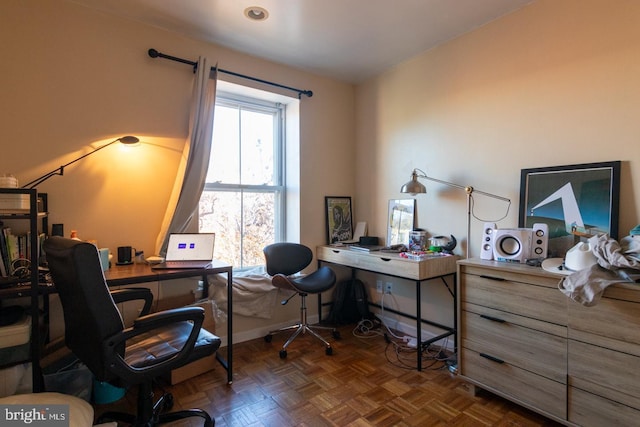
[117,246,134,265]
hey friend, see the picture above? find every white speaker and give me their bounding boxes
[493,229,532,262]
[480,223,497,260]
[531,223,549,259]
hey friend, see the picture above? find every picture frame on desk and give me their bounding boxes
[387,199,415,247]
[519,161,621,258]
[325,196,353,244]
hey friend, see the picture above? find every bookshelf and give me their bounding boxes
[0,188,48,392]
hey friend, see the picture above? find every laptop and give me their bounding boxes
[151,233,215,270]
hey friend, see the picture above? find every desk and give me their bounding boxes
[317,245,458,371]
[104,261,233,384]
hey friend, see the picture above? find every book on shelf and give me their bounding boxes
[0,226,45,277]
[0,250,6,277]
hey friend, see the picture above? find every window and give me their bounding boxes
[199,91,285,269]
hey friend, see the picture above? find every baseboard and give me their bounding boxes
[216,312,454,352]
[215,314,322,348]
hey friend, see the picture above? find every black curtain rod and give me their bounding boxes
[148,48,313,99]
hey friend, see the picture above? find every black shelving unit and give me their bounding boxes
[0,188,47,392]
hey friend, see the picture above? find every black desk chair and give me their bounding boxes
[263,242,339,358]
[43,237,221,426]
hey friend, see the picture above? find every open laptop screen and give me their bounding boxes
[165,233,215,261]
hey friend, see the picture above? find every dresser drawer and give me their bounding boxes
[460,348,567,420]
[317,245,457,280]
[460,273,567,325]
[462,309,566,383]
[569,339,640,410]
[569,386,640,427]
[569,294,640,347]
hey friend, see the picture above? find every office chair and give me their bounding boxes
[263,242,339,358]
[43,237,220,426]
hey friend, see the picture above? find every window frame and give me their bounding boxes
[200,91,286,269]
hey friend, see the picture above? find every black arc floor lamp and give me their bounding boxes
[22,136,139,189]
[400,168,511,258]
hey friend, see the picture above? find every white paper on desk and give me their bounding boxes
[341,222,367,244]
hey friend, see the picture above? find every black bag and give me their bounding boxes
[326,278,371,325]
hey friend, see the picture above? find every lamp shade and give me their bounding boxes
[400,171,426,195]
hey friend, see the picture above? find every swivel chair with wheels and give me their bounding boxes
[43,237,221,426]
[263,242,339,358]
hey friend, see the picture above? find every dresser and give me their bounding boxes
[457,258,640,426]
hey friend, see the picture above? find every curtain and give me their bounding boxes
[155,57,218,256]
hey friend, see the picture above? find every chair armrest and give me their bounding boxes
[105,307,206,381]
[133,306,204,331]
[110,287,154,316]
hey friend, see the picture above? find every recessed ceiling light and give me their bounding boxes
[244,6,269,21]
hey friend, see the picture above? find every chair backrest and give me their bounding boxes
[43,237,125,381]
[263,243,313,276]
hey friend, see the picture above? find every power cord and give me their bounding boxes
[352,289,456,370]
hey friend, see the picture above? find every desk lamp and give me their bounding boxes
[400,168,511,258]
[22,136,139,189]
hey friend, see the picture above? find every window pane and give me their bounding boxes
[241,109,275,185]
[199,190,275,268]
[199,191,241,266]
[242,192,275,266]
[207,105,240,184]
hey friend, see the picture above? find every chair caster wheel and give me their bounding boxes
[332,330,341,339]
[163,393,174,411]
[264,334,273,343]
[279,349,287,359]
[326,347,333,356]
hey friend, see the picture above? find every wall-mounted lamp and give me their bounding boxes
[400,168,511,258]
[22,136,140,189]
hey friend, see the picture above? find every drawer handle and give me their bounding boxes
[332,250,341,253]
[380,258,391,262]
[479,274,505,282]
[479,353,504,364]
[480,314,506,323]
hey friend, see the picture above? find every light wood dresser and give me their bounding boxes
[457,258,640,426]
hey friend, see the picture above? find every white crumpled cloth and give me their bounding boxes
[207,266,293,322]
[558,234,640,306]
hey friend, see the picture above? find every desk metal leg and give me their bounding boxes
[227,270,232,383]
[416,280,422,371]
[207,270,233,384]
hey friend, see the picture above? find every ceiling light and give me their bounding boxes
[244,6,269,21]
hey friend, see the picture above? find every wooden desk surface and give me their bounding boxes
[103,260,232,287]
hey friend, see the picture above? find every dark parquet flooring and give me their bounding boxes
[93,324,563,426]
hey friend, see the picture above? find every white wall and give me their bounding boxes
[0,0,356,256]
[0,0,355,340]
[356,0,640,340]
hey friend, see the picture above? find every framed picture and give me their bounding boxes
[519,161,621,257]
[387,199,416,247]
[325,196,353,244]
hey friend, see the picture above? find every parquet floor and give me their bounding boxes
[93,323,563,426]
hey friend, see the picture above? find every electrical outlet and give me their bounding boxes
[376,280,383,294]
[385,282,393,294]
